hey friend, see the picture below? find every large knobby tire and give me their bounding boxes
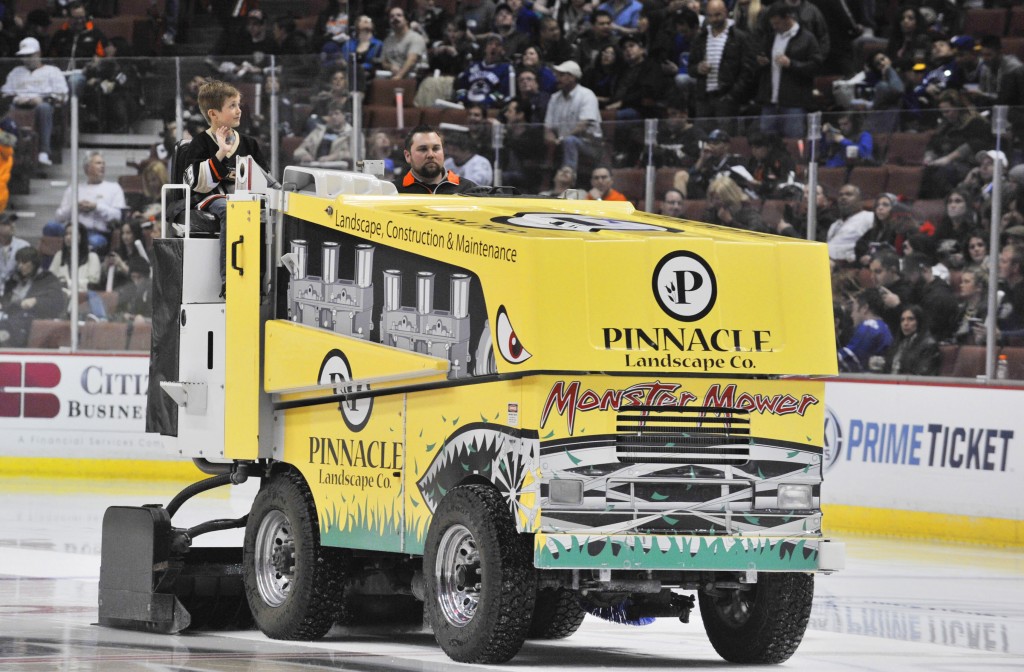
[242,470,344,640]
[699,572,814,664]
[528,588,586,639]
[423,484,537,663]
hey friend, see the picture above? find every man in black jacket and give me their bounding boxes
[756,2,823,138]
[395,125,480,194]
[0,247,66,347]
[689,0,754,129]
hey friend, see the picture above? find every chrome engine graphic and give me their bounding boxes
[289,240,375,339]
[380,269,472,378]
[417,424,540,528]
[287,238,478,379]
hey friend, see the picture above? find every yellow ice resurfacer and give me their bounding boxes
[98,161,844,665]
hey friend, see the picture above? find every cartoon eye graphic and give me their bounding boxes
[495,306,532,364]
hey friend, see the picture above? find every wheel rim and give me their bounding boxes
[254,509,296,607]
[434,524,481,627]
[712,587,755,627]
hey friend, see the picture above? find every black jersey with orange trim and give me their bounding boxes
[395,169,480,194]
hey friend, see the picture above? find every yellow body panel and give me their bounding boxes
[224,200,261,460]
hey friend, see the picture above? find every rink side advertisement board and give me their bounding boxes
[1,351,1020,544]
[0,352,196,479]
[822,379,1023,545]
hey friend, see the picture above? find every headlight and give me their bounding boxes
[549,478,583,505]
[777,483,813,509]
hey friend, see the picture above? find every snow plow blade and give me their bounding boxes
[98,506,251,633]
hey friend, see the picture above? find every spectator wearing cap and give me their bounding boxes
[606,35,672,157]
[920,89,992,199]
[675,127,745,200]
[488,3,531,58]
[597,0,643,36]
[755,2,822,139]
[689,0,755,131]
[443,131,493,186]
[454,34,513,108]
[911,35,960,111]
[213,7,272,56]
[0,213,29,288]
[1,37,68,167]
[381,6,428,80]
[952,35,982,84]
[544,60,602,174]
[960,150,1017,226]
[586,166,628,201]
[826,184,874,264]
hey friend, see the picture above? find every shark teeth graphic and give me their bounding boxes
[417,423,539,524]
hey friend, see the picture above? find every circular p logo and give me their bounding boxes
[318,349,372,432]
[652,251,717,321]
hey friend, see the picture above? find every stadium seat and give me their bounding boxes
[817,167,848,195]
[939,345,958,377]
[682,200,708,221]
[80,322,129,351]
[961,8,1007,37]
[999,347,1024,380]
[281,135,303,164]
[291,103,313,132]
[367,78,418,107]
[848,166,887,199]
[1011,7,1024,37]
[1002,37,1024,61]
[27,320,71,350]
[611,168,645,205]
[885,166,924,200]
[655,167,678,199]
[365,105,421,131]
[127,322,152,351]
[912,199,946,227]
[885,132,932,165]
[951,345,988,378]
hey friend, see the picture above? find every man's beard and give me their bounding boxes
[417,160,443,179]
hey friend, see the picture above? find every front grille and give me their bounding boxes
[615,405,750,464]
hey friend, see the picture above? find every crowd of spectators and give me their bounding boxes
[1,0,1024,373]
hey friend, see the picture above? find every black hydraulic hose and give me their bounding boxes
[186,515,249,540]
[165,473,233,518]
